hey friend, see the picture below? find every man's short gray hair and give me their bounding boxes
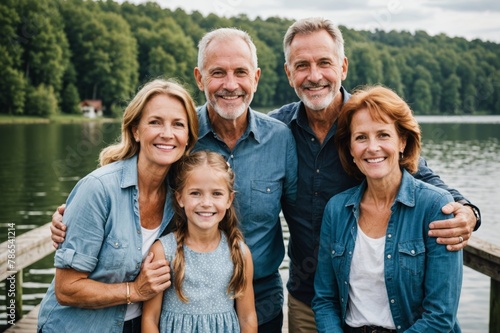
[283,17,345,64]
[197,28,258,71]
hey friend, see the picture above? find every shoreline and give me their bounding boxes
[0,116,120,125]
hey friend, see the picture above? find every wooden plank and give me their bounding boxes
[4,304,40,333]
[0,223,55,281]
[490,279,500,333]
[464,236,500,282]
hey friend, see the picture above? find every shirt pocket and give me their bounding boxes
[100,236,128,270]
[330,242,346,272]
[250,180,282,221]
[398,240,425,276]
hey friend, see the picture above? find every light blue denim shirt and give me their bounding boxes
[312,169,462,333]
[38,155,174,333]
[194,104,298,324]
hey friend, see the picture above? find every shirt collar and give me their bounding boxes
[120,154,139,189]
[346,169,417,208]
[294,86,350,129]
[197,103,260,143]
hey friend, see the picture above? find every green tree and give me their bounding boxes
[0,0,26,114]
[252,38,278,107]
[16,0,69,97]
[347,43,383,87]
[60,1,138,113]
[441,74,462,114]
[25,84,58,117]
[411,79,432,114]
[61,83,80,114]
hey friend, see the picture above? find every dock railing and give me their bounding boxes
[1,222,54,330]
[1,225,500,332]
[463,236,500,332]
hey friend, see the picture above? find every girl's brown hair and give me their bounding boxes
[171,150,247,302]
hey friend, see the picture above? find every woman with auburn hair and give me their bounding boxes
[313,85,462,332]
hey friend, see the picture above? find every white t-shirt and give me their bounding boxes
[124,225,161,321]
[345,225,396,329]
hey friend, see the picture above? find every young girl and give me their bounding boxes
[142,150,257,333]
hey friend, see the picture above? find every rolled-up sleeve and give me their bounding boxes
[54,248,98,272]
[56,175,109,273]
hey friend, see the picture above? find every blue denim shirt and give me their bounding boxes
[38,155,174,333]
[194,104,298,324]
[268,87,468,306]
[312,170,462,333]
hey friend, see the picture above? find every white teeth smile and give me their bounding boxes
[197,212,215,217]
[308,86,325,91]
[367,157,385,163]
[222,96,240,100]
[155,144,174,150]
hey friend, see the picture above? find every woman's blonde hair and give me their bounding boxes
[336,85,421,179]
[171,151,247,302]
[99,78,199,166]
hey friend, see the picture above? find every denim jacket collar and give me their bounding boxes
[120,154,139,189]
[345,169,417,210]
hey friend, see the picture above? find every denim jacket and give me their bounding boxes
[194,104,298,324]
[268,87,470,307]
[38,155,174,333]
[312,170,462,333]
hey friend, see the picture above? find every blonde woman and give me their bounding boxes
[38,78,199,333]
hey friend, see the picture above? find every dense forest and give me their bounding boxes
[2,0,500,117]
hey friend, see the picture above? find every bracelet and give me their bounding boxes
[126,282,132,305]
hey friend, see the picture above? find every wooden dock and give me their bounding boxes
[1,225,499,332]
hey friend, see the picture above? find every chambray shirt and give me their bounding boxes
[268,86,467,306]
[194,104,298,325]
[312,170,462,332]
[37,155,174,333]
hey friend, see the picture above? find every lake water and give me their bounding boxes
[1,117,499,332]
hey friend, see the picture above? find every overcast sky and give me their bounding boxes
[126,0,500,43]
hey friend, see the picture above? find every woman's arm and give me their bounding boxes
[55,250,170,308]
[406,193,463,332]
[235,244,258,333]
[142,241,168,333]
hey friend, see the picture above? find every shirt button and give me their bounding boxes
[344,281,347,285]
[316,169,320,173]
[114,242,119,247]
[137,229,141,234]
[411,250,415,254]
[387,254,392,259]
[138,247,141,251]
[388,234,392,238]
[230,154,234,159]
[391,299,395,303]
[136,263,140,269]
[332,250,336,254]
[311,137,315,141]
[266,188,271,192]
[397,326,401,329]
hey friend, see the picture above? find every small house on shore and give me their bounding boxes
[80,99,103,118]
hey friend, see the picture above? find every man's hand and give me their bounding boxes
[428,201,476,251]
[51,204,66,249]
